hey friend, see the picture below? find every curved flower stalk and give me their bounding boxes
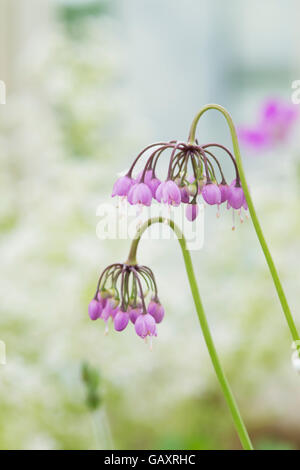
[128,217,253,450]
[188,104,300,351]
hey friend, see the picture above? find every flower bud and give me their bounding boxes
[186,203,199,222]
[88,299,102,321]
[112,175,134,197]
[135,313,157,338]
[147,300,165,324]
[114,310,130,331]
[202,183,221,205]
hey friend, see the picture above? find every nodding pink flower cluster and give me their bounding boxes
[88,263,164,348]
[238,99,298,151]
[112,139,248,227]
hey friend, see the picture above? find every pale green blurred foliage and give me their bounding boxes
[0,0,299,450]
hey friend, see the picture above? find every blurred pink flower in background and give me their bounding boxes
[238,99,299,151]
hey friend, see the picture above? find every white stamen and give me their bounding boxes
[239,209,244,224]
[232,209,235,231]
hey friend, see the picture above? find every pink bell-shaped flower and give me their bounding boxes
[186,203,199,221]
[88,299,102,321]
[202,183,221,205]
[147,300,165,324]
[112,175,134,197]
[135,313,157,338]
[114,309,130,332]
[131,183,152,206]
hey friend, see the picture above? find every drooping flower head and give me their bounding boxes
[111,138,248,228]
[88,262,164,346]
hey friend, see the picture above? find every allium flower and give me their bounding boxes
[148,177,161,196]
[131,183,152,206]
[99,104,298,448]
[136,169,153,184]
[112,175,133,197]
[135,313,157,339]
[180,186,190,203]
[227,180,246,210]
[98,299,118,334]
[127,183,138,205]
[160,180,181,206]
[88,299,102,321]
[186,203,199,221]
[147,299,165,324]
[114,310,129,332]
[111,138,249,228]
[129,306,142,324]
[155,181,166,202]
[238,99,298,151]
[202,183,221,205]
[89,262,163,346]
[218,183,230,203]
[228,186,244,210]
[136,169,161,196]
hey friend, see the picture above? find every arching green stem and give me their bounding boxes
[126,217,253,450]
[189,104,300,348]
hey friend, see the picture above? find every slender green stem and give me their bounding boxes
[189,104,300,347]
[126,217,253,450]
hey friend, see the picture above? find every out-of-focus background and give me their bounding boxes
[0,0,300,450]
